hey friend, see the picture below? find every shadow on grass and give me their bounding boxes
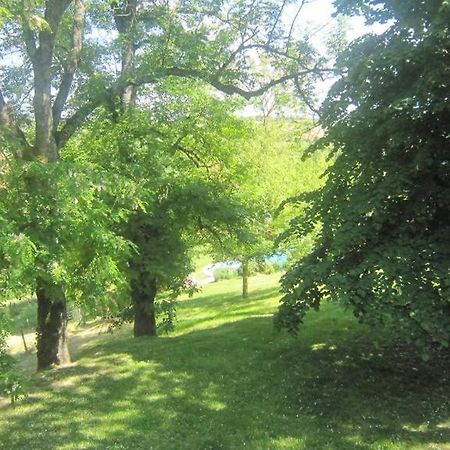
[1,312,449,450]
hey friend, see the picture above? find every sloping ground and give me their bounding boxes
[0,274,449,450]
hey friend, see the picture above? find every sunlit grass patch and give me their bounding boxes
[1,273,449,450]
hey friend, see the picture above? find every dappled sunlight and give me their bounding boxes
[1,274,449,449]
[7,332,36,356]
[311,343,327,351]
[311,343,338,352]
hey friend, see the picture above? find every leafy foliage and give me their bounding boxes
[214,118,329,263]
[0,0,331,365]
[0,160,130,312]
[277,0,450,354]
[65,85,253,328]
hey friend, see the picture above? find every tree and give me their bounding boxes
[66,82,252,336]
[0,155,130,367]
[0,0,327,368]
[276,0,450,355]
[215,117,328,298]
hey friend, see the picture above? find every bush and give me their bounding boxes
[213,267,239,281]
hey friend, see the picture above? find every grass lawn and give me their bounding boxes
[189,253,213,282]
[1,273,449,449]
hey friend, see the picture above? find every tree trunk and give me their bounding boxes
[33,73,67,368]
[36,280,70,370]
[133,276,157,337]
[242,259,249,298]
[113,0,137,109]
[10,1,86,371]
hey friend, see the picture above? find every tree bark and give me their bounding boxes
[242,259,249,298]
[28,1,77,369]
[132,276,157,337]
[33,62,68,368]
[53,0,86,130]
[36,280,70,370]
[114,1,159,338]
[34,69,59,162]
[113,0,137,109]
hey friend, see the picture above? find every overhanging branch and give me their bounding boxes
[158,67,299,100]
[57,62,328,148]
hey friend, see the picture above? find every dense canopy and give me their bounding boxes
[277,0,450,354]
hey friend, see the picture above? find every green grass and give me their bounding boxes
[1,274,449,449]
[189,253,213,282]
[6,297,36,335]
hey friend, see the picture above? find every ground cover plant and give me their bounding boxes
[1,274,448,449]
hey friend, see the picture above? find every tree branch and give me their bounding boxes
[173,139,213,173]
[267,0,288,44]
[53,0,86,129]
[28,0,73,159]
[141,124,210,171]
[35,0,74,65]
[56,95,105,148]
[197,217,224,246]
[294,76,321,116]
[217,29,258,76]
[57,70,161,148]
[46,0,74,30]
[286,0,307,52]
[0,89,14,129]
[113,0,138,108]
[234,42,317,70]
[21,1,37,65]
[57,59,327,149]
[162,67,297,100]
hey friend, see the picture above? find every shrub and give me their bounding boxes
[213,267,239,281]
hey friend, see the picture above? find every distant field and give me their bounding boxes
[1,273,449,450]
[189,254,214,282]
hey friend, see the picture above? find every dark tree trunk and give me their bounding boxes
[242,259,249,299]
[36,280,70,370]
[133,276,157,337]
